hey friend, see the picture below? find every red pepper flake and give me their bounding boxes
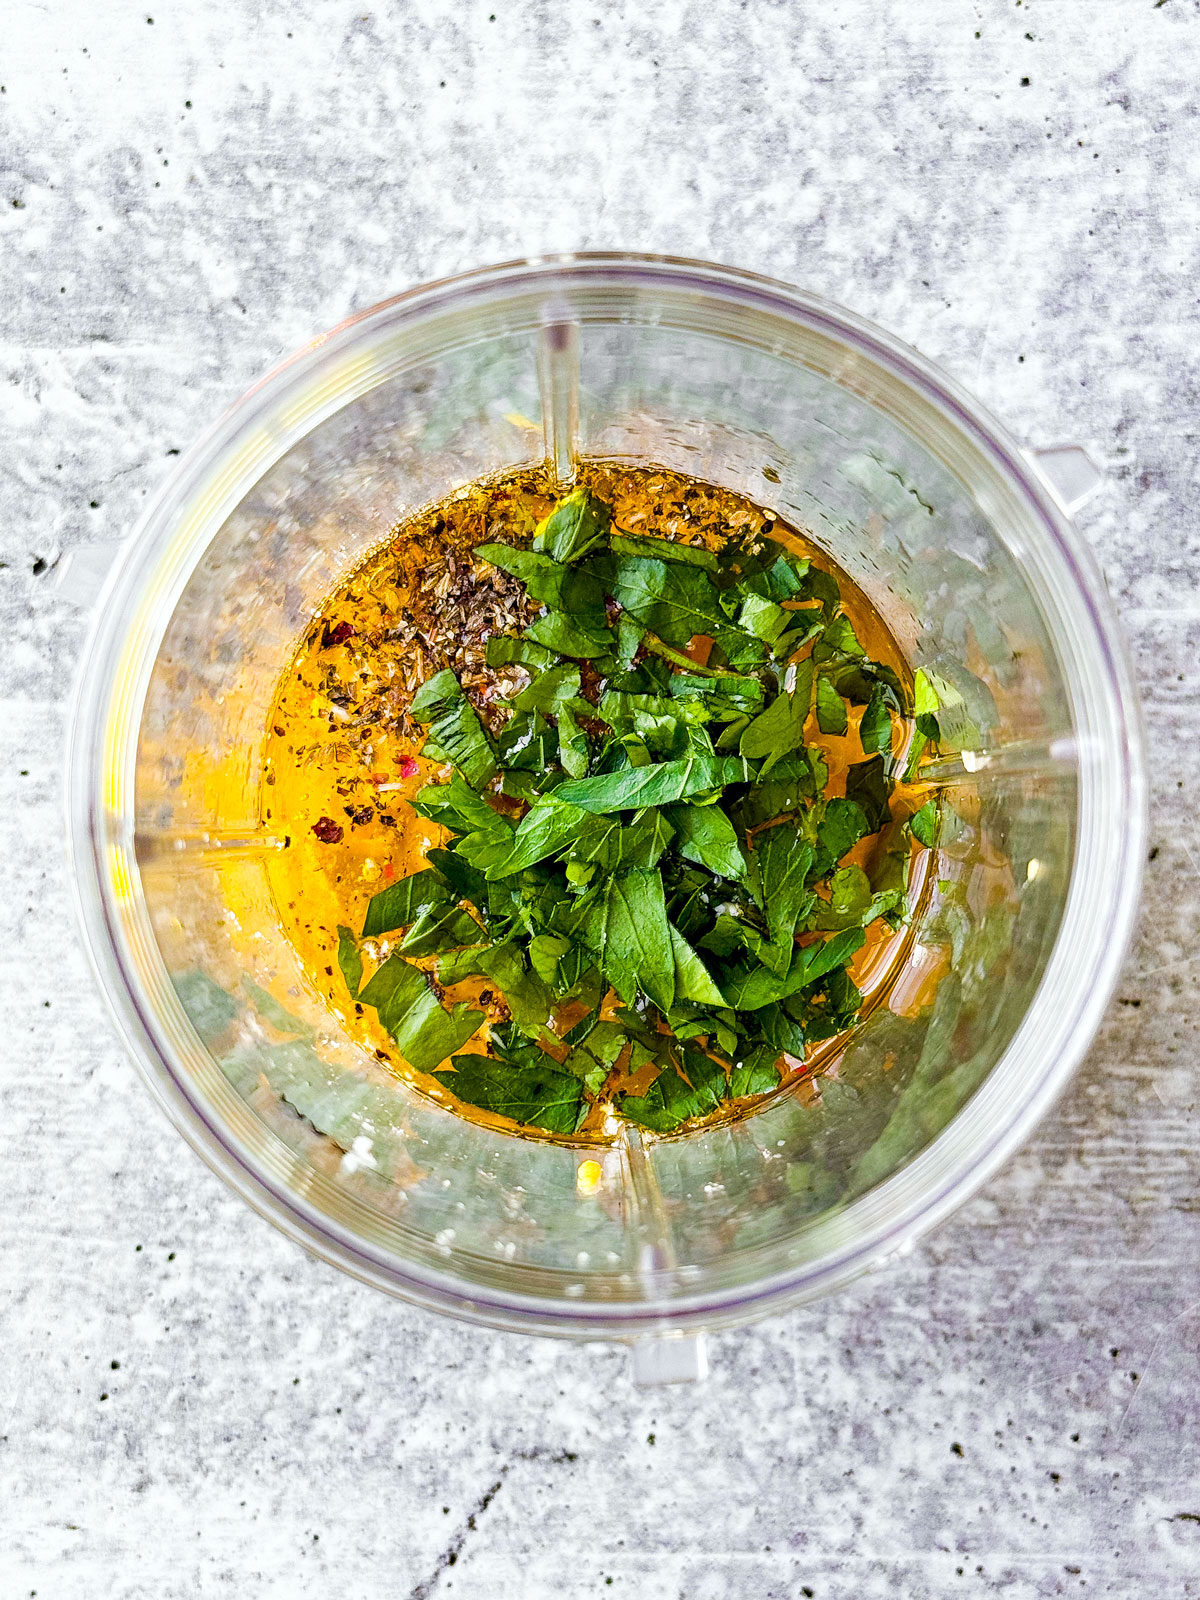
[399,756,419,779]
[321,620,356,649]
[311,816,344,843]
[382,862,395,881]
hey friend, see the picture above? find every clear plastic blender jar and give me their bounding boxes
[65,255,1144,1378]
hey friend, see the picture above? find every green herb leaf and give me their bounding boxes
[568,808,675,873]
[710,624,770,672]
[668,925,727,1007]
[845,755,891,833]
[411,774,510,836]
[919,666,987,751]
[669,671,765,717]
[424,846,489,911]
[720,926,866,1011]
[362,869,453,938]
[598,689,706,740]
[859,682,894,757]
[609,556,726,647]
[336,925,363,1000]
[809,864,882,932]
[485,635,554,672]
[813,614,865,660]
[436,941,553,1038]
[815,674,849,736]
[699,913,769,962]
[667,1004,740,1058]
[474,544,602,610]
[610,530,717,569]
[399,904,484,957]
[749,1002,807,1057]
[562,1019,628,1094]
[804,926,868,987]
[357,955,484,1072]
[465,795,591,879]
[739,659,814,770]
[662,802,747,878]
[908,800,939,847]
[527,931,602,1006]
[729,1043,782,1098]
[436,1050,585,1135]
[554,755,753,813]
[913,666,939,723]
[496,709,559,774]
[409,668,497,790]
[737,591,793,646]
[816,797,871,862]
[802,564,841,618]
[579,867,676,1013]
[525,608,614,658]
[734,748,826,828]
[510,662,581,715]
[743,549,808,602]
[618,1047,727,1133]
[754,827,815,948]
[556,702,591,778]
[532,487,611,564]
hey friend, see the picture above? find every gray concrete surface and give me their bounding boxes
[2,1,1199,1595]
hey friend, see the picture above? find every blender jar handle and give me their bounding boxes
[1025,443,1103,516]
[52,540,124,608]
[628,1333,709,1386]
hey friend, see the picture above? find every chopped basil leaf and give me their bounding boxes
[908,799,939,847]
[398,904,484,957]
[845,755,892,833]
[554,755,753,813]
[409,668,497,790]
[815,673,849,736]
[578,867,676,1013]
[525,608,614,659]
[619,1047,728,1133]
[668,925,727,1007]
[362,868,453,938]
[336,925,362,1001]
[610,530,718,569]
[532,487,611,564]
[859,682,894,757]
[609,556,727,647]
[357,955,483,1073]
[753,827,815,948]
[567,808,675,873]
[662,802,747,878]
[739,659,814,770]
[436,1050,585,1135]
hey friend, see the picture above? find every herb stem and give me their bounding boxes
[639,633,733,677]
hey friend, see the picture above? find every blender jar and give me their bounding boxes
[66,254,1144,1365]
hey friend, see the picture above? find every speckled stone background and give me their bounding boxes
[3,2,1199,1596]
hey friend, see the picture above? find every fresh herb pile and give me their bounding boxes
[336,488,941,1136]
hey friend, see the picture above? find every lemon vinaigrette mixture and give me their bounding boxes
[261,462,944,1142]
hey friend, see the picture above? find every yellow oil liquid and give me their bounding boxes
[260,461,934,1141]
